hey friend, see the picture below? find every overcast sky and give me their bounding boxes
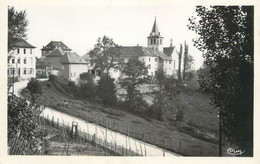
[7,0,205,69]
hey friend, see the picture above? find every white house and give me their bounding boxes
[60,52,88,81]
[8,38,36,80]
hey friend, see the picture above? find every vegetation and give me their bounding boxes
[8,95,47,155]
[78,73,96,100]
[119,57,149,113]
[89,35,123,77]
[8,6,28,52]
[177,44,183,80]
[189,6,253,156]
[97,75,117,106]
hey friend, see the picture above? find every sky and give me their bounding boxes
[7,0,205,70]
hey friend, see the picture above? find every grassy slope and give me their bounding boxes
[23,78,229,156]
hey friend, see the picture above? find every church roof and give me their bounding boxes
[41,41,72,51]
[111,46,172,61]
[61,52,87,64]
[45,48,65,57]
[148,17,162,38]
[163,47,175,57]
[10,38,36,48]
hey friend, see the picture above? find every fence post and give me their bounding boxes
[57,118,59,128]
[52,116,54,127]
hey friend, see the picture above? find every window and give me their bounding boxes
[160,39,162,45]
[17,49,20,54]
[23,68,27,75]
[12,58,15,64]
[150,39,153,45]
[151,72,153,76]
[24,49,26,54]
[30,49,32,54]
[155,58,157,62]
[154,39,156,44]
[30,68,33,74]
[148,64,151,69]
[149,58,150,61]
[12,68,15,75]
[165,61,167,64]
[169,61,171,64]
[24,58,27,64]
[17,58,20,64]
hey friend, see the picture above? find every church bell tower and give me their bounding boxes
[147,17,164,52]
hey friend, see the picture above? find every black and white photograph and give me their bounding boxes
[1,0,259,163]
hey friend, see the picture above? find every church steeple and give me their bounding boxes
[147,17,164,51]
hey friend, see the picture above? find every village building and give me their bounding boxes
[60,52,88,81]
[8,38,36,80]
[41,41,71,57]
[84,18,177,80]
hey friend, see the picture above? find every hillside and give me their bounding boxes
[21,77,226,156]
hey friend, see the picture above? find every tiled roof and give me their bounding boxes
[10,38,36,48]
[41,41,72,51]
[61,52,88,64]
[111,46,172,61]
[45,48,65,57]
[163,47,175,57]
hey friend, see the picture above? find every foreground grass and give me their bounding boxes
[22,78,228,156]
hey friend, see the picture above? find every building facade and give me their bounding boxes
[60,52,88,81]
[8,38,36,79]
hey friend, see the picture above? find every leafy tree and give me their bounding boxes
[177,44,183,80]
[97,75,117,106]
[197,63,213,92]
[188,6,253,156]
[89,36,123,78]
[119,57,148,112]
[8,6,28,52]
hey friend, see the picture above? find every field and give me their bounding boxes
[21,77,229,156]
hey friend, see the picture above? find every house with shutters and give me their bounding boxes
[8,38,36,79]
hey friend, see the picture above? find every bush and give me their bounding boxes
[97,75,117,106]
[8,95,45,154]
[26,78,43,96]
[79,81,96,100]
[48,74,57,83]
[176,109,185,122]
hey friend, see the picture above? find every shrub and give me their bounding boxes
[48,74,57,83]
[79,81,96,100]
[176,109,185,122]
[97,75,117,106]
[26,78,43,96]
[8,95,46,154]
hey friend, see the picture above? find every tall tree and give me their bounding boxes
[8,6,29,52]
[97,75,117,106]
[177,44,183,80]
[89,36,123,78]
[119,57,148,112]
[188,6,253,156]
[183,41,194,81]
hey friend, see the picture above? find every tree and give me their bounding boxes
[8,6,28,52]
[8,95,46,154]
[188,6,253,156]
[97,75,117,106]
[183,41,195,81]
[89,36,123,78]
[26,78,43,104]
[119,57,148,112]
[197,63,213,92]
[177,44,183,80]
[78,72,96,100]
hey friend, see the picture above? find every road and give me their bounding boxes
[13,79,180,156]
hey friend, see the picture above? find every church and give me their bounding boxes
[102,17,178,80]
